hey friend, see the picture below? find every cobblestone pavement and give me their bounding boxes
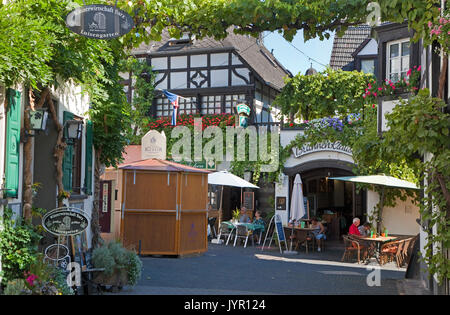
[112,243,414,295]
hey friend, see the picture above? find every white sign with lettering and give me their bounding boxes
[292,141,352,158]
[141,130,167,160]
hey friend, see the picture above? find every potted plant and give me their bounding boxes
[91,241,142,290]
[231,208,240,223]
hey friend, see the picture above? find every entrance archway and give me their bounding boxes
[284,158,366,240]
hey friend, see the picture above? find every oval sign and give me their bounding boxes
[42,209,89,236]
[66,4,134,39]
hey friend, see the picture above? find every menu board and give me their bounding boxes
[243,192,254,211]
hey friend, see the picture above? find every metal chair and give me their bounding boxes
[233,224,254,248]
[217,222,235,245]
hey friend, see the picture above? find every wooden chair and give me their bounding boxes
[380,240,401,265]
[342,235,366,263]
[233,224,253,248]
[399,237,413,267]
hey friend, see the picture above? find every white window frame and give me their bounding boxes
[386,38,410,83]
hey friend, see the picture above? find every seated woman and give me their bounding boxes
[309,217,326,252]
[252,210,264,225]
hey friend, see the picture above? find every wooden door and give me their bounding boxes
[99,180,112,233]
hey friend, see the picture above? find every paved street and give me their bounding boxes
[114,243,409,295]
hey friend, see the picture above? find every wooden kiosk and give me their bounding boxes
[119,159,209,256]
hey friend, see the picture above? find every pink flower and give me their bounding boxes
[363,94,366,99]
[407,69,412,76]
[373,92,377,97]
[26,274,38,287]
[428,21,433,28]
[378,87,382,91]
[417,66,421,71]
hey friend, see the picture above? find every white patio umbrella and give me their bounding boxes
[329,174,420,233]
[208,171,259,228]
[286,174,306,253]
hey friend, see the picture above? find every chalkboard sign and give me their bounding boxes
[276,197,286,210]
[274,214,285,242]
[243,192,254,211]
[303,197,309,219]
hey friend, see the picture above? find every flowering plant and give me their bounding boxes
[427,8,449,54]
[147,113,235,131]
[363,67,421,100]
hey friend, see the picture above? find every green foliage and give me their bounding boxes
[91,241,142,286]
[275,68,374,121]
[382,90,450,284]
[0,208,42,283]
[3,279,29,295]
[122,57,156,144]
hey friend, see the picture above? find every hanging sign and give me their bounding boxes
[66,4,134,39]
[236,103,251,128]
[42,207,89,236]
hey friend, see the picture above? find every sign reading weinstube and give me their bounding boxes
[66,4,134,39]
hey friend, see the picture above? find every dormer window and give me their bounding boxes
[387,39,410,82]
[168,33,194,46]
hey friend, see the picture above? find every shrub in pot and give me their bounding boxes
[92,241,142,287]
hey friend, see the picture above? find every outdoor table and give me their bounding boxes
[222,221,266,245]
[284,226,316,252]
[359,236,398,264]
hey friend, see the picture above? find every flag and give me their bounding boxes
[163,90,179,126]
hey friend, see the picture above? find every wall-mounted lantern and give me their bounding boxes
[29,109,49,131]
[64,120,83,143]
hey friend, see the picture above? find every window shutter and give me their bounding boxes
[62,111,74,191]
[84,120,93,195]
[5,89,21,198]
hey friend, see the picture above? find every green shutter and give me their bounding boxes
[84,120,93,195]
[62,111,74,191]
[5,89,21,198]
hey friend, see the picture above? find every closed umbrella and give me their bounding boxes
[286,174,306,253]
[330,174,420,233]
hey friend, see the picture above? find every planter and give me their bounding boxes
[92,268,128,287]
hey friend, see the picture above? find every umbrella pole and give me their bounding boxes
[378,187,385,234]
[218,185,224,228]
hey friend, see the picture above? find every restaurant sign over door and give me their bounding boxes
[66,4,134,39]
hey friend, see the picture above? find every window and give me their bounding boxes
[178,97,197,115]
[387,40,410,82]
[156,97,170,117]
[225,94,246,114]
[201,95,222,114]
[361,59,375,74]
[156,96,198,117]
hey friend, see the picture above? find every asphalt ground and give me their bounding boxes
[113,243,409,295]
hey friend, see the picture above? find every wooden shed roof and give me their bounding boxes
[119,158,210,174]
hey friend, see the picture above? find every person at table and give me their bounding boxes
[309,217,326,252]
[349,217,362,237]
[252,210,264,225]
[239,207,251,223]
[358,222,371,237]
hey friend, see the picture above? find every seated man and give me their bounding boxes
[349,217,362,237]
[238,207,251,223]
[358,222,371,237]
